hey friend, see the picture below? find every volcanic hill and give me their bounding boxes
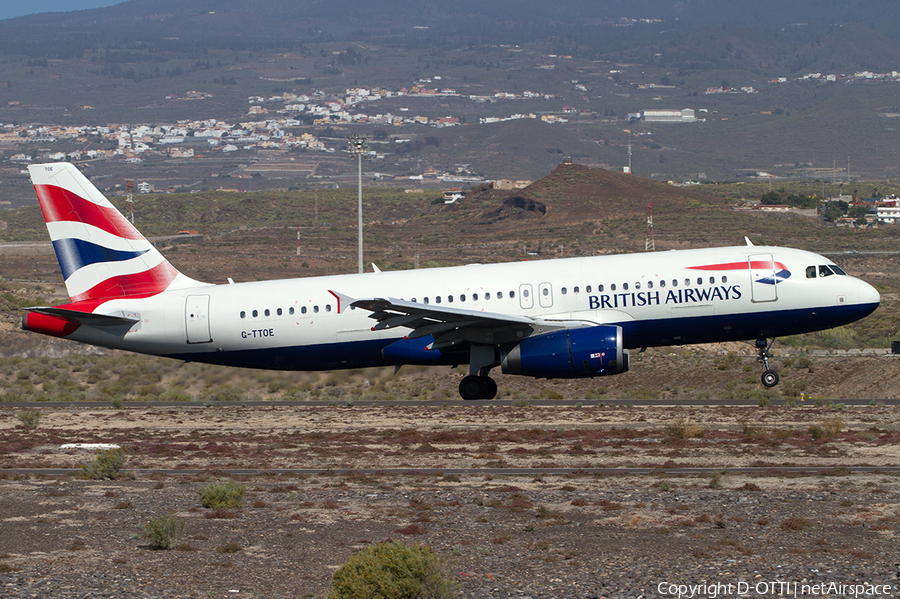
[462,162,729,226]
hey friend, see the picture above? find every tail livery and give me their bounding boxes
[24,163,204,337]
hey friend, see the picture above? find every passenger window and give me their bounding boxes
[460,294,466,302]
[660,280,666,288]
[542,288,549,296]
[325,304,331,312]
[277,308,283,316]
[497,291,503,299]
[472,293,478,300]
[623,283,629,291]
[647,281,652,289]
[574,286,580,294]
[240,311,246,319]
[424,297,429,304]
[672,279,677,287]
[485,292,491,300]
[685,278,690,286]
[264,309,270,317]
[696,278,702,285]
[509,291,515,298]
[447,295,453,303]
[561,287,567,295]
[521,290,527,298]
[313,306,319,313]
[709,277,715,285]
[289,307,295,315]
[611,284,616,291]
[252,309,258,317]
[598,284,604,292]
[819,265,834,277]
[722,276,727,283]
[586,285,591,293]
[635,282,641,290]
[301,306,307,314]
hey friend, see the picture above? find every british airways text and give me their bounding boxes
[589,285,742,309]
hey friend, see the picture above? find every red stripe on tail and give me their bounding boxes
[33,184,143,241]
[70,262,180,302]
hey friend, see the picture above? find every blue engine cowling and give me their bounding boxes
[500,325,629,378]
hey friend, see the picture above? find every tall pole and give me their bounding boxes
[357,150,363,274]
[347,134,368,274]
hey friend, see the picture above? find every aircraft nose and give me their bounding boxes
[858,280,880,306]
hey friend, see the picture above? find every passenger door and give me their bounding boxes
[749,254,778,303]
[185,295,212,343]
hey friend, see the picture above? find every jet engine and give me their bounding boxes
[500,325,629,378]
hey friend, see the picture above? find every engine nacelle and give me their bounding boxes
[500,325,629,379]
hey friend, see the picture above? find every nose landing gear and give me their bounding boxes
[756,337,779,388]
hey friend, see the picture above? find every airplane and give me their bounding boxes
[21,162,880,400]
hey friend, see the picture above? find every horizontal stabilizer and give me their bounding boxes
[25,306,140,327]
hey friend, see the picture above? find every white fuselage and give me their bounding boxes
[70,245,879,371]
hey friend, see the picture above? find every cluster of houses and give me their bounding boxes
[847,195,900,225]
[2,80,571,165]
[244,83,559,129]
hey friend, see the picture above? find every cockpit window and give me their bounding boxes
[819,265,835,277]
[806,266,817,279]
[830,264,847,275]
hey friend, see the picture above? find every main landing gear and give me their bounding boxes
[459,375,498,401]
[756,337,779,388]
[459,344,499,400]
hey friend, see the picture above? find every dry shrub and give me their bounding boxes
[780,517,813,531]
[328,540,456,599]
[663,419,704,440]
[199,480,246,509]
[739,419,763,439]
[81,448,126,480]
[143,513,184,550]
[596,499,623,511]
[821,417,843,439]
[394,523,427,535]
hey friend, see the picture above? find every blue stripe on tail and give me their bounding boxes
[52,238,149,280]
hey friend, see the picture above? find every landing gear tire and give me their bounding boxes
[485,377,498,399]
[459,375,497,400]
[756,337,779,388]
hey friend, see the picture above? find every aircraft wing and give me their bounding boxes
[340,294,546,350]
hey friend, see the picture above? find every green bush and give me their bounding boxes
[199,479,246,509]
[328,540,457,599]
[16,409,41,429]
[81,448,126,480]
[143,513,184,550]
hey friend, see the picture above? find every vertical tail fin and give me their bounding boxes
[28,162,205,303]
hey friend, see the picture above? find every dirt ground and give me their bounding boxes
[0,405,898,598]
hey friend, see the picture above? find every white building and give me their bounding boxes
[642,109,696,123]
[876,205,900,224]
